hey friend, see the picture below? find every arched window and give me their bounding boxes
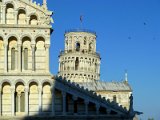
[6,3,14,24]
[75,42,80,51]
[113,95,117,102]
[18,9,26,24]
[29,15,38,25]
[89,42,93,52]
[84,37,87,45]
[24,48,28,70]
[11,48,15,70]
[75,57,79,70]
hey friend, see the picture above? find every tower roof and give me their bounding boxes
[65,29,96,35]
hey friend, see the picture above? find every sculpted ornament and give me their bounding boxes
[43,15,53,25]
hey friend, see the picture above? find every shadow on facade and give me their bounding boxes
[21,76,134,120]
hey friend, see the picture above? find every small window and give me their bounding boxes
[75,42,80,51]
[11,48,16,70]
[24,48,28,70]
[89,42,93,52]
[84,37,86,45]
[113,95,117,102]
[75,57,79,70]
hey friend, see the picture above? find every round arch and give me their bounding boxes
[27,79,40,86]
[41,79,53,86]
[20,35,32,41]
[5,1,16,9]
[28,13,39,20]
[16,7,26,14]
[0,79,12,87]
[14,79,26,86]
[7,35,19,42]
[35,35,46,42]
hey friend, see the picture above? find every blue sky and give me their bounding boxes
[38,0,160,119]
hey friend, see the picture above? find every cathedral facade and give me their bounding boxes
[0,0,137,119]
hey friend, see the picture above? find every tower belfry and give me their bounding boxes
[58,29,101,82]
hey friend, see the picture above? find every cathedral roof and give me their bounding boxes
[79,80,132,92]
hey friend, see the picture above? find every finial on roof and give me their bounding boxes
[43,0,47,9]
[125,69,128,82]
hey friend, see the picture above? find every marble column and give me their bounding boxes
[26,17,30,25]
[0,5,2,24]
[96,104,100,115]
[0,88,1,116]
[51,88,55,116]
[38,86,42,113]
[11,87,15,116]
[31,44,35,71]
[84,100,89,115]
[14,10,18,24]
[18,44,21,72]
[62,91,66,115]
[4,43,7,73]
[18,93,21,112]
[73,96,78,114]
[25,87,29,115]
[2,5,6,24]
[45,44,50,72]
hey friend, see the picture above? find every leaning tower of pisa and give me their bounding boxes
[58,29,101,83]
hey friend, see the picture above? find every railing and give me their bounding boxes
[59,50,100,58]
[65,29,96,35]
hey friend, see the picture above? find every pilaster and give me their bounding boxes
[25,87,29,115]
[0,88,1,116]
[62,91,66,115]
[51,88,55,116]
[2,5,6,24]
[14,10,18,24]
[45,44,50,72]
[18,44,21,72]
[4,43,8,73]
[31,44,35,71]
[84,100,89,115]
[11,87,15,116]
[38,86,42,113]
[96,104,100,115]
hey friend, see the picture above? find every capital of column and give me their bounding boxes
[62,91,66,97]
[25,87,29,93]
[3,43,8,47]
[10,87,15,93]
[17,92,22,96]
[45,44,50,49]
[1,5,6,8]
[38,86,42,93]
[14,10,18,15]
[31,44,35,48]
[73,96,78,101]
[17,43,22,46]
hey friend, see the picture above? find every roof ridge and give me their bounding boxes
[19,0,52,15]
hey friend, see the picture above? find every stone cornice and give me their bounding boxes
[0,24,52,29]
